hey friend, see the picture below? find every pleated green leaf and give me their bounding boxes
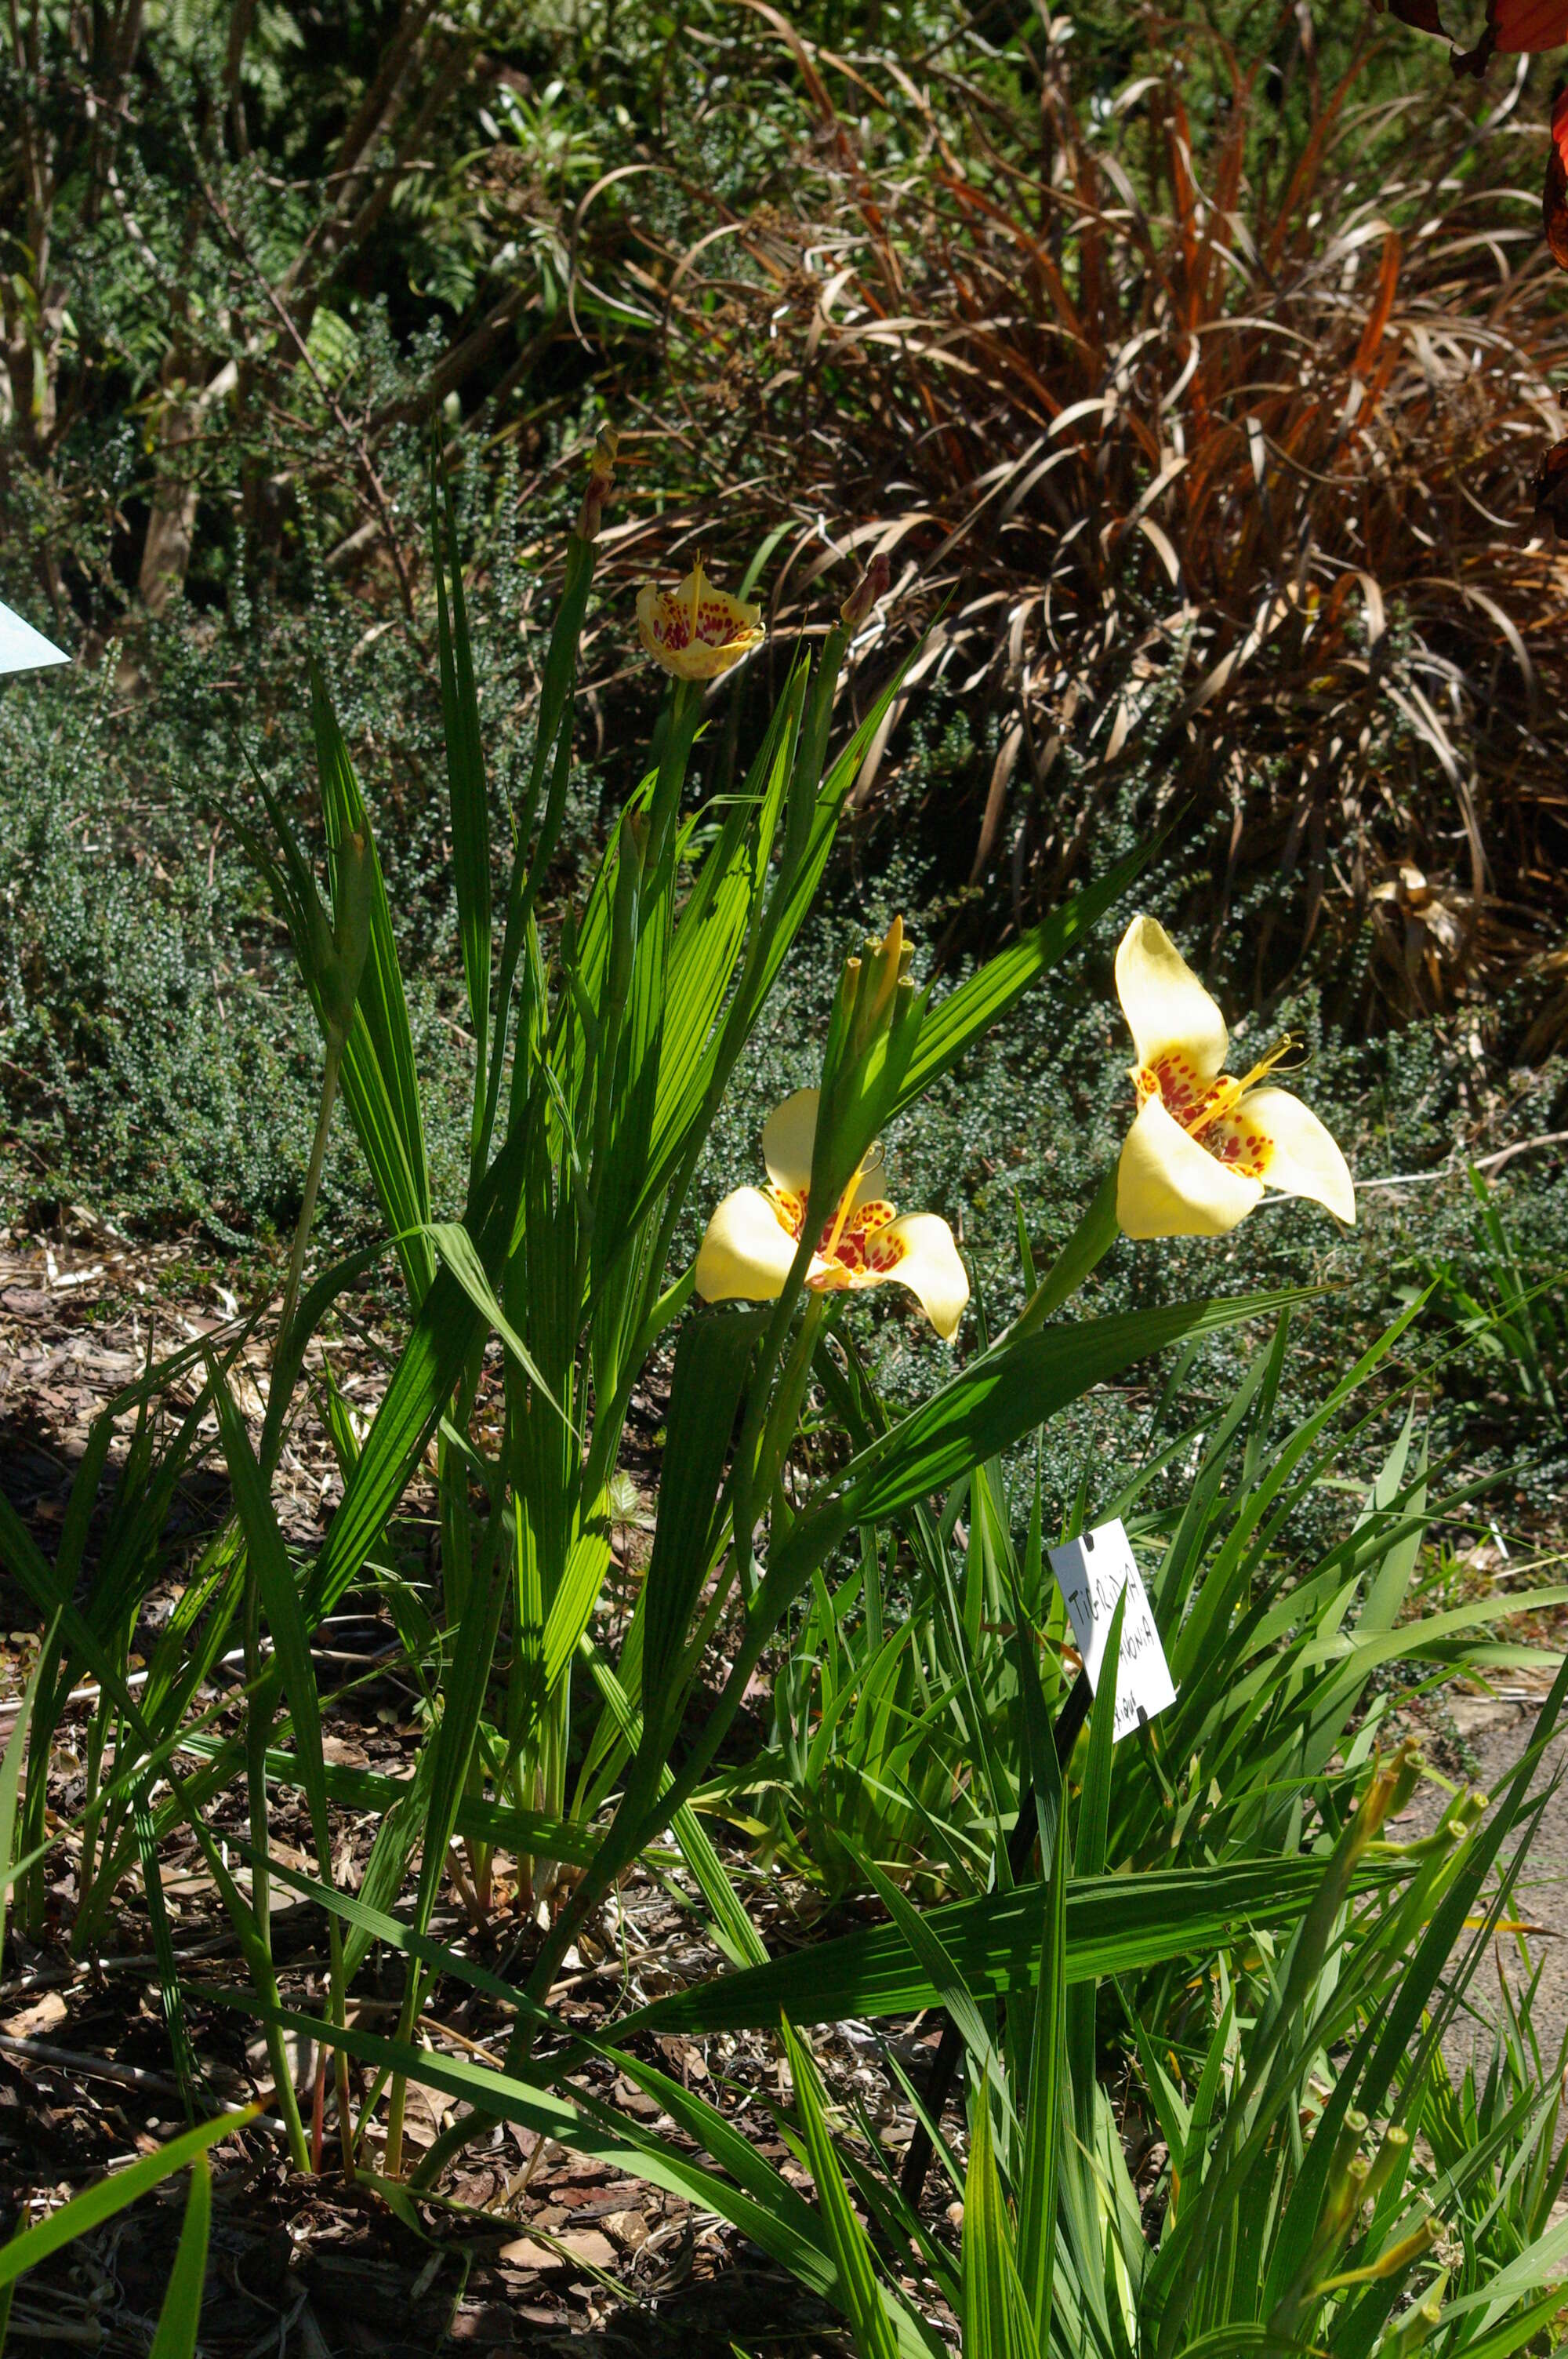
[310,660,434,1300]
[212,1375,332,1885]
[307,1109,536,1620]
[782,2019,906,2359]
[619,1853,1409,2036]
[426,1219,564,1417]
[639,1308,764,1743]
[0,1632,48,1959]
[432,468,492,1142]
[891,833,1157,1122]
[766,1288,1319,1603]
[962,2097,1033,2359]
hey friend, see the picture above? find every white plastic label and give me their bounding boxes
[0,600,68,676]
[1047,1518,1177,1743]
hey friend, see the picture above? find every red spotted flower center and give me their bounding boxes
[1134,1039,1296,1184]
[657,583,751,654]
[768,1185,909,1286]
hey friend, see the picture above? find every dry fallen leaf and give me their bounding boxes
[500,2227,617,2273]
[2,1990,68,2039]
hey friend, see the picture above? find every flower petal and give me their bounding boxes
[694,1187,800,1306]
[636,562,764,681]
[1232,1086,1356,1224]
[1117,1093,1262,1238]
[861,1212,969,1339]
[1115,916,1229,1088]
[762,1088,819,1196]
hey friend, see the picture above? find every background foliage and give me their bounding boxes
[5,8,1568,2351]
[5,0,1568,1523]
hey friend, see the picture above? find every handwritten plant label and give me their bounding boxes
[1047,1518,1177,1743]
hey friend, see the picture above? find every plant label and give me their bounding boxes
[0,600,67,674]
[1047,1518,1176,1743]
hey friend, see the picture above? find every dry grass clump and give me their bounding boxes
[598,15,1568,1025]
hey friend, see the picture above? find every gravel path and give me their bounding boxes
[1403,1688,1568,2073]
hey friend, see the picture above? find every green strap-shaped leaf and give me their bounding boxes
[426,1220,564,1419]
[209,1992,937,2359]
[306,1107,535,1622]
[583,1640,768,1968]
[408,1524,510,1939]
[211,1375,332,1887]
[638,1308,765,1746]
[961,2095,1033,2359]
[782,2020,907,2359]
[0,1632,49,1959]
[617,1852,1410,2037]
[765,1287,1320,1607]
[0,2115,254,2293]
[890,831,1160,1121]
[132,1780,198,2125]
[310,661,434,1301]
[147,2156,212,2359]
[432,467,492,1147]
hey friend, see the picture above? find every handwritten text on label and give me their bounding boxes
[1047,1518,1177,1744]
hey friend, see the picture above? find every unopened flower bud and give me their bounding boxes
[576,423,619,542]
[1384,2270,1446,2356]
[1450,1787,1488,1836]
[316,825,373,1044]
[851,915,908,1055]
[1353,1737,1423,1861]
[1386,1746,1423,1821]
[1362,2122,1410,2214]
[335,828,373,995]
[840,550,891,631]
[1329,2110,1370,2191]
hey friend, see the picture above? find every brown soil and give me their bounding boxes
[0,1226,887,2354]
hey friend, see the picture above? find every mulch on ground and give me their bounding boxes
[0,1216,953,2355]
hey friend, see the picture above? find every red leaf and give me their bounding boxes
[1490,0,1568,44]
[1544,85,1568,268]
[1532,436,1568,525]
[1453,0,1568,71]
[1387,0,1447,32]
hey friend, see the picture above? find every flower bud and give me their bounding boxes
[335,827,373,998]
[1384,2271,1446,2356]
[1385,1745,1423,1821]
[1352,1737,1424,1863]
[1328,2109,1370,2192]
[840,550,891,631]
[1450,1786,1488,1835]
[1362,2122,1410,2215]
[853,915,908,1052]
[315,825,373,1045]
[1364,2212,1439,2282]
[576,423,619,543]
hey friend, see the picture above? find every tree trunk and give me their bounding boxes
[137,361,237,615]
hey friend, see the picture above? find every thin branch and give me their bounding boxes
[185,133,420,627]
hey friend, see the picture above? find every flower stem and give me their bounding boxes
[1011,1165,1120,1337]
[245,1027,342,2176]
[276,1028,345,1372]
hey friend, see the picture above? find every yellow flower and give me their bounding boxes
[695,1087,968,1339]
[637,556,764,680]
[1114,915,1355,1239]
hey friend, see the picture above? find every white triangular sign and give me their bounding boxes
[0,600,68,675]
